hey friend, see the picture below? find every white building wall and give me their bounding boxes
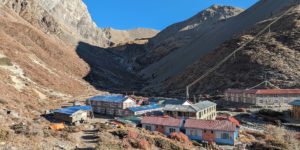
[186,128,202,137]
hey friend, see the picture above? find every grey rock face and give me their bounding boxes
[0,0,158,47]
[37,0,110,47]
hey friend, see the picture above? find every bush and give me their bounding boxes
[0,129,9,141]
[0,58,13,66]
[170,132,191,145]
[154,137,182,150]
[138,139,150,150]
[111,129,128,139]
[127,129,138,139]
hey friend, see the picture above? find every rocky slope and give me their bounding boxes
[159,4,300,97]
[140,0,296,88]
[136,5,244,67]
[0,0,158,48]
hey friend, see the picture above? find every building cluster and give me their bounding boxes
[49,89,300,146]
[224,89,300,107]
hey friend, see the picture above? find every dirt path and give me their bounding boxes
[75,125,99,150]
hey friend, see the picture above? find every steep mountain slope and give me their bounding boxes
[136,5,244,67]
[141,0,296,88]
[0,5,93,109]
[158,4,300,97]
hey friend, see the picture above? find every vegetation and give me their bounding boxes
[0,57,13,66]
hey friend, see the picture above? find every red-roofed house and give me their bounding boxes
[224,89,300,106]
[141,116,183,135]
[184,119,238,145]
[216,116,240,127]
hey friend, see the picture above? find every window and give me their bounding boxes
[221,133,230,139]
[145,125,151,131]
[190,130,198,136]
[169,128,176,133]
[204,130,206,133]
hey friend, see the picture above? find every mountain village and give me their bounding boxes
[45,85,300,149]
[0,0,300,149]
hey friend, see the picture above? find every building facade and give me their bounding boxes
[141,116,183,135]
[164,101,217,120]
[184,119,238,145]
[53,106,92,124]
[87,95,137,116]
[141,116,238,145]
[224,89,300,107]
[289,100,300,120]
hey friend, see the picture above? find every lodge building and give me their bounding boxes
[224,89,300,106]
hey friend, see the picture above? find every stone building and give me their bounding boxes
[87,95,137,116]
[163,101,217,120]
[224,89,300,107]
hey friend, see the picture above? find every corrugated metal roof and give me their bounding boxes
[128,104,162,112]
[164,101,216,112]
[289,100,300,106]
[184,119,236,132]
[87,95,128,103]
[164,105,195,112]
[54,106,92,116]
[141,116,182,127]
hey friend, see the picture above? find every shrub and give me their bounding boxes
[170,132,191,145]
[0,57,13,66]
[138,139,150,150]
[127,129,138,139]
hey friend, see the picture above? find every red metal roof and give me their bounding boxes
[184,119,236,132]
[216,116,240,127]
[225,89,300,95]
[141,116,182,127]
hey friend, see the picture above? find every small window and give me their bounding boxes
[221,133,230,139]
[169,128,176,133]
[204,130,206,133]
[211,131,214,134]
[145,125,151,131]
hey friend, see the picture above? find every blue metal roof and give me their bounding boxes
[128,104,161,112]
[289,100,300,106]
[87,95,127,103]
[54,106,92,116]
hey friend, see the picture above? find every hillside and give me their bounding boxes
[159,4,300,97]
[140,0,296,88]
[136,5,244,68]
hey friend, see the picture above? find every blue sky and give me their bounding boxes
[83,0,258,30]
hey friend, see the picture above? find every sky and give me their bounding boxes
[83,0,258,30]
